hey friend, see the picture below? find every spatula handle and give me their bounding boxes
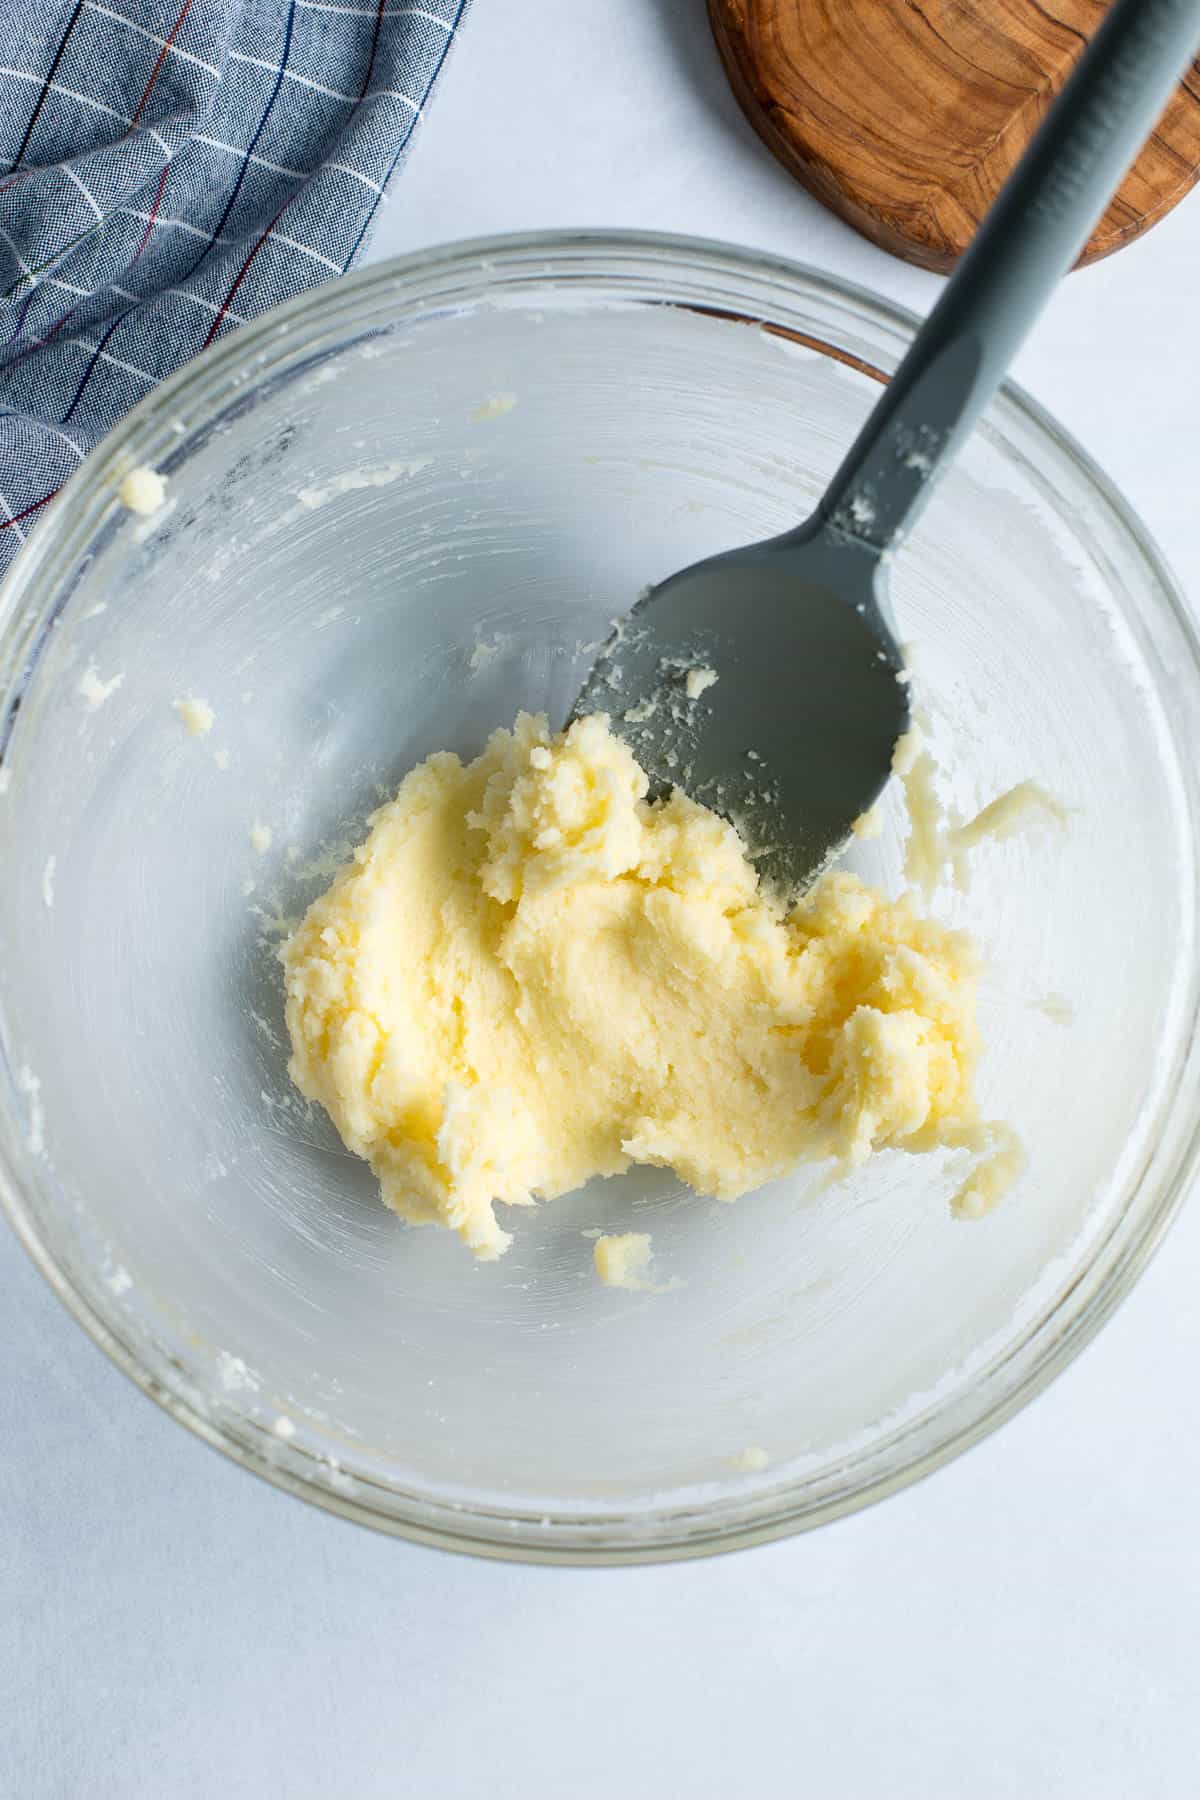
[813,0,1200,556]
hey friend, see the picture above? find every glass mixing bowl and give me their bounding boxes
[2,234,1199,1563]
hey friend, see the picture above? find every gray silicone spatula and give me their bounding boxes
[573,0,1200,893]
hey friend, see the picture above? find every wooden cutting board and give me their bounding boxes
[709,0,1200,271]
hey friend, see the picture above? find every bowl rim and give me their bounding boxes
[2,227,1199,1564]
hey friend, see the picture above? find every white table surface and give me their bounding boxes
[5,3,1200,1795]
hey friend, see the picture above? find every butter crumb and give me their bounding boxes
[216,1352,258,1393]
[894,718,1066,895]
[729,1446,770,1473]
[952,1124,1026,1219]
[892,723,923,777]
[1032,991,1074,1026]
[118,465,166,515]
[174,697,215,738]
[952,781,1068,852]
[684,666,719,700]
[250,822,273,854]
[594,1232,656,1291]
[77,664,124,709]
[469,392,517,423]
[893,724,943,891]
[851,801,883,840]
[17,1064,44,1155]
[296,460,432,511]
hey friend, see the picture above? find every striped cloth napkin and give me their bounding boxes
[0,0,470,572]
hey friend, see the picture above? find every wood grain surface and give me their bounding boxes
[709,0,1200,271]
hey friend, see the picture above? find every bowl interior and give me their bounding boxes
[1,247,1197,1554]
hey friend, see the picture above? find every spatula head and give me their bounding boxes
[572,538,909,895]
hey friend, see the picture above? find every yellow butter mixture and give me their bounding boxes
[282,712,1013,1259]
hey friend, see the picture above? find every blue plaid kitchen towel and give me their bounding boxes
[0,0,470,570]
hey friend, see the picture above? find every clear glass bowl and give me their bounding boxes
[2,233,1199,1563]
